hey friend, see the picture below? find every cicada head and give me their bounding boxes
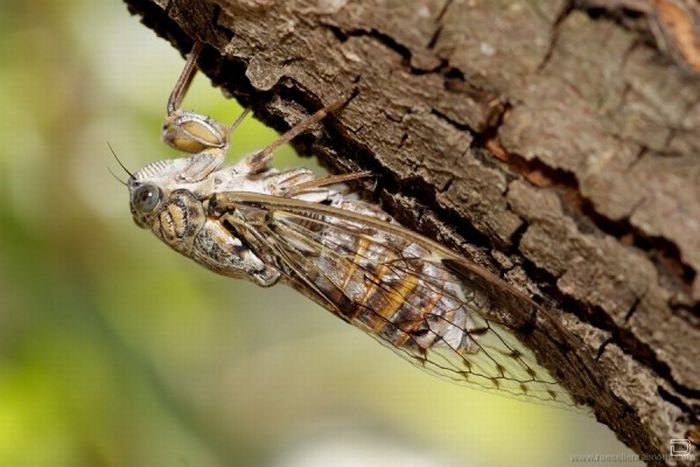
[128,152,222,244]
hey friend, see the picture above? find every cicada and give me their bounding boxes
[123,43,575,406]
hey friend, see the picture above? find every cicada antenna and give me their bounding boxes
[107,166,128,186]
[106,142,134,179]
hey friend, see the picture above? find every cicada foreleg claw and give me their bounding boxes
[161,42,352,177]
[161,41,230,155]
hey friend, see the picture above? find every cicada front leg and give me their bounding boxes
[161,42,246,155]
[161,41,355,180]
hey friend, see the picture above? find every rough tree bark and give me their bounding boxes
[122,0,700,464]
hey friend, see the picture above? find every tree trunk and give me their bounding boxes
[122,0,700,463]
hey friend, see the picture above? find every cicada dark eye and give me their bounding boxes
[132,184,162,213]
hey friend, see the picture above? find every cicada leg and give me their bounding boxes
[163,42,353,177]
[161,42,232,154]
[242,98,350,173]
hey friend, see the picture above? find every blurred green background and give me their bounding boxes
[0,1,640,466]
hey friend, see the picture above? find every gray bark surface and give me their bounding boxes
[123,0,700,463]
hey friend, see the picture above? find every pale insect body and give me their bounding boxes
[126,43,575,406]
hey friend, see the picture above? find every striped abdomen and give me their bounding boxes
[289,201,479,357]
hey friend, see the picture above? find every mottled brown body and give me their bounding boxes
[124,43,577,407]
[207,192,567,402]
[274,200,475,355]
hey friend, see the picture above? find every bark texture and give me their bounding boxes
[123,0,700,463]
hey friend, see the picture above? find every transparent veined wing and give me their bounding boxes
[210,191,577,407]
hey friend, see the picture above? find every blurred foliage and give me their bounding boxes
[0,1,638,466]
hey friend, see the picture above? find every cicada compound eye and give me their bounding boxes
[132,184,162,213]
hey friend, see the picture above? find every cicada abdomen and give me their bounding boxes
[274,200,478,352]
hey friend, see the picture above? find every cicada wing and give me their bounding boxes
[212,192,577,406]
